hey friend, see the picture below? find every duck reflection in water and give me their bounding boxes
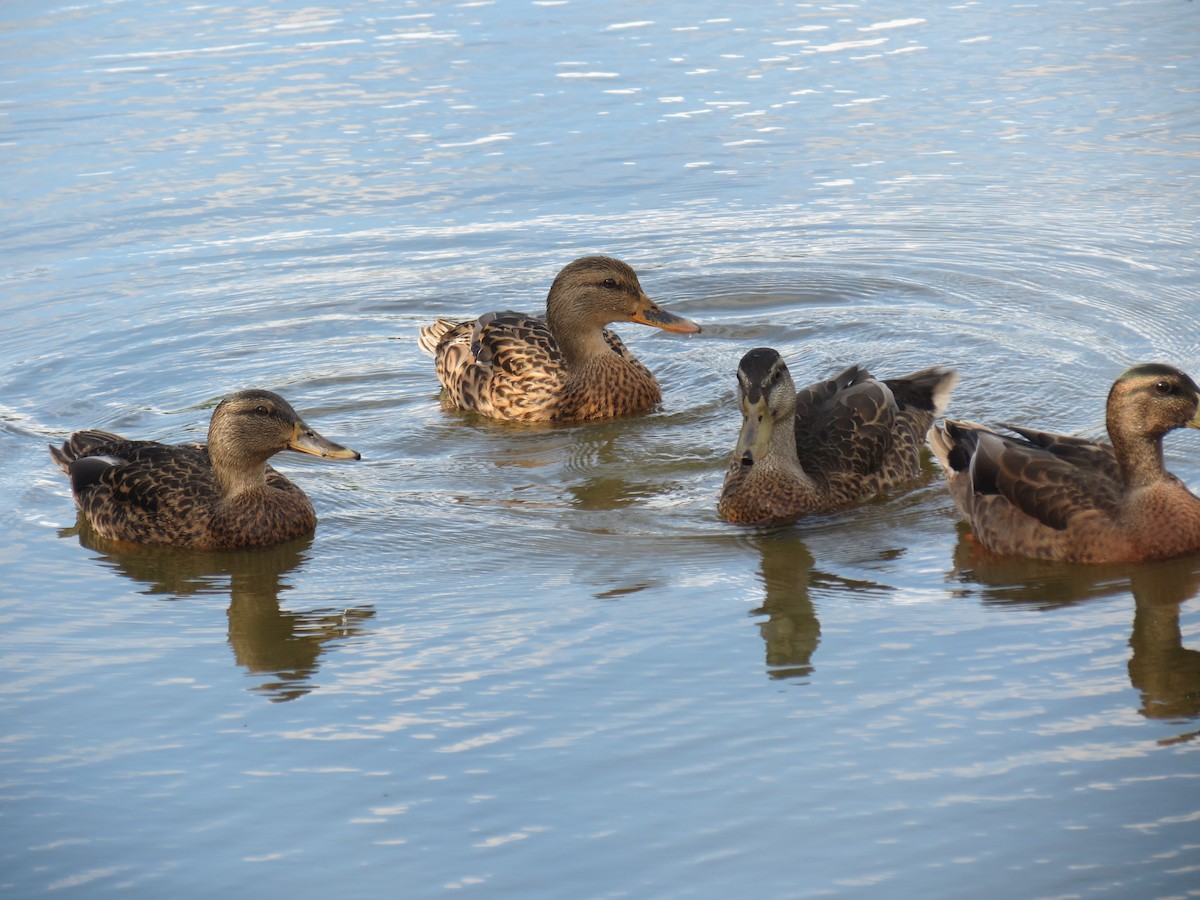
[748,532,892,681]
[950,528,1200,736]
[61,518,374,702]
[751,533,821,680]
[1127,563,1200,729]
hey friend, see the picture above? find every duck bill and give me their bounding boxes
[630,294,701,334]
[1189,396,1200,429]
[288,424,361,460]
[733,397,773,466]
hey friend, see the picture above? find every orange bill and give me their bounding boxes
[631,296,701,334]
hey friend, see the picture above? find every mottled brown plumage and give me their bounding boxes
[929,364,1200,563]
[719,348,958,526]
[49,389,360,550]
[417,256,701,422]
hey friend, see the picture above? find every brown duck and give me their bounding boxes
[929,363,1200,563]
[719,347,958,526]
[417,256,700,422]
[49,389,360,550]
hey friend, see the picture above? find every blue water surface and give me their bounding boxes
[2,1,1199,897]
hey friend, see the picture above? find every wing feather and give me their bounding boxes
[794,366,898,481]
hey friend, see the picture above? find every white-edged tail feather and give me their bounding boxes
[417,318,459,357]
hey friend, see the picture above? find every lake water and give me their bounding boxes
[3,0,1199,897]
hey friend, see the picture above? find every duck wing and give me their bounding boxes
[428,311,566,418]
[998,423,1122,481]
[55,436,220,543]
[793,366,899,481]
[945,421,1123,531]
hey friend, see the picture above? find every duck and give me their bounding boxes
[718,347,958,526]
[417,255,701,422]
[929,363,1200,564]
[49,389,360,550]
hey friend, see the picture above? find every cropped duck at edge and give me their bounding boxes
[718,347,958,526]
[417,256,701,423]
[49,389,360,550]
[930,363,1200,564]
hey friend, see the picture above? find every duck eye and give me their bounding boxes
[255,405,270,416]
[602,277,618,289]
[1154,380,1173,396]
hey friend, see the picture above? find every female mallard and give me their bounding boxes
[417,256,700,422]
[930,363,1200,563]
[718,348,958,526]
[49,389,360,550]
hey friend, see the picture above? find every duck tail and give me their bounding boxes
[417,318,459,356]
[48,442,71,474]
[928,421,956,472]
[48,430,122,474]
[929,419,990,474]
[887,367,959,417]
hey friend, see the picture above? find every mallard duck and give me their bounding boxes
[930,363,1200,564]
[718,348,958,526]
[49,389,360,550]
[417,255,701,422]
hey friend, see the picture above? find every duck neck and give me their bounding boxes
[771,413,805,477]
[1108,413,1166,489]
[547,309,610,368]
[208,434,272,498]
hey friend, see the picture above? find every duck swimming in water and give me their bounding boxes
[49,389,360,550]
[417,256,700,422]
[930,363,1200,563]
[719,347,958,526]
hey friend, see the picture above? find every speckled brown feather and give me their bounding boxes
[416,256,697,423]
[719,349,958,526]
[51,435,314,549]
[930,364,1200,563]
[49,390,359,550]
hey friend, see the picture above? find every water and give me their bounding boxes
[3,0,1199,897]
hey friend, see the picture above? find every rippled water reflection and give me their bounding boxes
[3,0,1199,897]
